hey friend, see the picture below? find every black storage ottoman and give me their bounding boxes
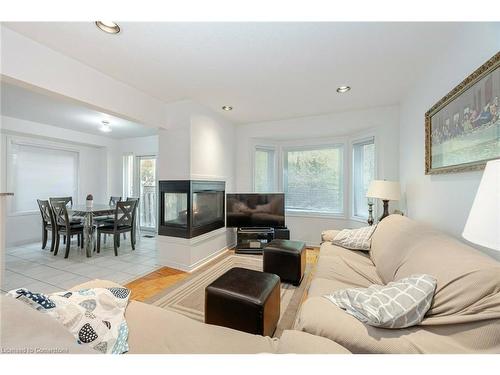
[263,239,306,286]
[204,267,280,337]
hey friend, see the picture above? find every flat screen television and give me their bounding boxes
[226,193,285,228]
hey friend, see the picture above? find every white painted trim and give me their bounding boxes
[156,227,229,246]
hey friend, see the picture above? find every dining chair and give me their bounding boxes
[95,196,123,243]
[110,196,122,206]
[126,197,140,247]
[37,199,56,252]
[49,196,81,245]
[96,200,137,256]
[51,201,84,258]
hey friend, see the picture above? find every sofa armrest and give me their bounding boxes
[70,279,123,290]
[321,230,340,243]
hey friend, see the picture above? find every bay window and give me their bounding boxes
[283,145,344,215]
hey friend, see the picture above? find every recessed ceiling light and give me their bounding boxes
[336,86,351,94]
[100,120,112,133]
[222,105,233,111]
[95,21,121,34]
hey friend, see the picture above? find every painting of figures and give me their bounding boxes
[425,52,500,174]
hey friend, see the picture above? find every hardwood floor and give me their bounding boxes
[125,247,320,302]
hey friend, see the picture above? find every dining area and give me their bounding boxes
[36,196,140,259]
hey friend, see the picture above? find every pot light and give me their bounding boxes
[100,121,112,133]
[95,21,121,34]
[336,86,351,94]
[222,105,233,111]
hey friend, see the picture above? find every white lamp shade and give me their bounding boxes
[366,180,401,201]
[462,159,500,251]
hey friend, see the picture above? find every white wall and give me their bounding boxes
[109,135,159,197]
[0,116,112,246]
[156,100,237,271]
[235,105,400,245]
[399,23,500,260]
[1,26,166,129]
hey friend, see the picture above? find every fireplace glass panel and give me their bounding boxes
[164,192,188,226]
[193,191,224,228]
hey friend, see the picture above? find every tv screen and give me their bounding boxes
[226,193,285,228]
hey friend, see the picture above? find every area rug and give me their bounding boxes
[146,252,313,337]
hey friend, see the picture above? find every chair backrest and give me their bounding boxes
[49,197,73,208]
[109,196,122,206]
[51,201,71,228]
[113,200,137,228]
[126,197,140,223]
[37,199,53,226]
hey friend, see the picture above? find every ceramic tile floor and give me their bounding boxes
[2,235,160,294]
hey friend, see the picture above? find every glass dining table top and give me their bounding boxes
[69,204,116,214]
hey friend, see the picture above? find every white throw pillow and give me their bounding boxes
[332,225,377,251]
[324,274,437,329]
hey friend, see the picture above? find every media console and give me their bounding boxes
[235,227,290,254]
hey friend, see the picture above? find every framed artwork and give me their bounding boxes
[425,52,500,174]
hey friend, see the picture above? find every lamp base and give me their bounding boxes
[379,200,390,222]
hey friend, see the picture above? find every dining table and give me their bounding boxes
[69,204,116,257]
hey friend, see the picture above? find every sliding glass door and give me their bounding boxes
[136,155,157,232]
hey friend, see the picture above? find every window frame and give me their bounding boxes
[281,142,347,218]
[6,135,80,217]
[252,144,278,192]
[350,134,377,223]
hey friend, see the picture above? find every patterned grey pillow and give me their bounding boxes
[324,274,437,328]
[333,225,377,251]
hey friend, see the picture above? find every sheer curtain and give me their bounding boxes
[10,142,78,213]
[352,138,375,219]
[254,147,276,192]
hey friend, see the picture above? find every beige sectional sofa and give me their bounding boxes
[295,214,500,353]
[0,279,349,354]
[3,214,499,354]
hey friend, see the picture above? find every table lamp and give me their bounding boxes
[462,159,500,251]
[366,180,401,222]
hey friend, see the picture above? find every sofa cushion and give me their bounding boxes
[125,300,279,354]
[0,295,95,354]
[277,330,350,354]
[296,296,500,353]
[315,242,382,286]
[370,215,500,325]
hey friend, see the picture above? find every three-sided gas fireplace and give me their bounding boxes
[158,180,225,239]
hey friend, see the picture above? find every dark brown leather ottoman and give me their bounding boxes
[204,267,280,337]
[263,239,306,286]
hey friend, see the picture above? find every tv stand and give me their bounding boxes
[235,227,275,254]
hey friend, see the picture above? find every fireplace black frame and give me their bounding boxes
[158,180,226,239]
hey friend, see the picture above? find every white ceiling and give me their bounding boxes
[0,81,158,139]
[2,22,484,124]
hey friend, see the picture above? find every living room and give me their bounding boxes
[1,0,499,372]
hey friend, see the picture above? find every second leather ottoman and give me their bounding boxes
[205,267,280,337]
[263,239,306,286]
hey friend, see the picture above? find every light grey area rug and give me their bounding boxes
[147,252,312,337]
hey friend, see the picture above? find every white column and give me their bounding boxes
[0,193,14,291]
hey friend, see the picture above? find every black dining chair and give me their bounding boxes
[126,197,140,247]
[49,196,81,245]
[37,199,56,252]
[95,196,123,243]
[110,196,122,206]
[96,200,137,256]
[51,201,84,258]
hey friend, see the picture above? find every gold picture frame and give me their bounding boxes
[425,52,500,175]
